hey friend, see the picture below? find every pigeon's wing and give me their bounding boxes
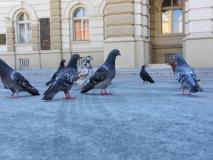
[176,64,197,80]
[43,68,78,100]
[140,71,154,83]
[176,66,196,82]
[11,72,40,95]
[144,72,154,83]
[81,65,109,93]
[90,65,109,84]
[176,71,203,92]
[57,68,78,84]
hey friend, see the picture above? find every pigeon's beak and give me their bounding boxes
[117,52,121,56]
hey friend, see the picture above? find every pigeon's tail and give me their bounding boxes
[42,86,58,100]
[191,84,203,93]
[42,92,57,100]
[20,80,40,95]
[149,79,155,83]
[25,86,40,96]
[45,81,51,86]
[81,81,94,93]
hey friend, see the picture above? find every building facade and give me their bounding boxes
[0,0,212,69]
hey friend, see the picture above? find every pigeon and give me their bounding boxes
[0,59,40,97]
[81,56,93,68]
[42,54,80,100]
[140,65,155,83]
[174,54,203,95]
[168,62,176,75]
[81,49,120,95]
[45,59,66,86]
[77,56,94,87]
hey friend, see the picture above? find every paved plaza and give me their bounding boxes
[0,68,213,160]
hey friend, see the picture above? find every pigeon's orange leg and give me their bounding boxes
[181,89,185,95]
[65,92,76,99]
[64,92,68,99]
[100,90,105,95]
[100,89,112,96]
[187,90,191,96]
[8,91,17,98]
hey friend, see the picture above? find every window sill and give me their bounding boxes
[160,33,185,37]
[15,43,32,46]
[71,40,91,43]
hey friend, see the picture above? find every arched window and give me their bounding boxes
[73,8,89,41]
[17,13,32,43]
[162,0,184,34]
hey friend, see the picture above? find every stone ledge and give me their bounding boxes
[16,68,213,78]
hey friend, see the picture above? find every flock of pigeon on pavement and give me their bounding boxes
[0,49,203,101]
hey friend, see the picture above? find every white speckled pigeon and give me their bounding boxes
[77,56,94,87]
[81,56,93,68]
[0,59,40,97]
[175,54,203,95]
[81,49,120,95]
[140,65,155,83]
[45,59,66,86]
[43,54,80,100]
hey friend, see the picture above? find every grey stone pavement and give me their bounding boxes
[0,68,213,160]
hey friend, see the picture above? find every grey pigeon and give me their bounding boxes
[45,59,66,86]
[175,54,203,95]
[0,59,40,97]
[43,54,80,100]
[81,49,120,95]
[140,65,154,83]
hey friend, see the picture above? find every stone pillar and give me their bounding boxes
[50,0,62,55]
[104,0,150,68]
[31,21,40,51]
[6,20,16,68]
[6,20,15,52]
[184,0,213,67]
[104,0,135,68]
[134,0,151,67]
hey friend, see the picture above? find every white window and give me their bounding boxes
[73,8,89,41]
[17,13,32,43]
[162,0,184,34]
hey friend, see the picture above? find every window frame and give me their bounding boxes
[16,13,32,44]
[72,7,89,41]
[161,0,184,35]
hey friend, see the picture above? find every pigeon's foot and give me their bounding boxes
[100,89,112,96]
[64,92,76,99]
[66,96,76,99]
[181,90,191,96]
[8,92,18,99]
[181,89,185,95]
[7,96,17,99]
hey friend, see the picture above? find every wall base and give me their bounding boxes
[185,38,213,68]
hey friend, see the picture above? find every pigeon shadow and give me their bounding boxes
[6,95,38,99]
[42,97,77,102]
[80,93,117,98]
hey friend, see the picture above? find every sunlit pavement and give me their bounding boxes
[0,68,213,160]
